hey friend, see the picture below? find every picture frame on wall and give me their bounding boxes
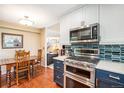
[2,33,23,49]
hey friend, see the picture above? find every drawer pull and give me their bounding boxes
[109,74,120,80]
[56,66,60,69]
[57,61,60,63]
[57,76,61,79]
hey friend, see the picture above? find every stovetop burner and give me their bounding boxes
[66,56,99,65]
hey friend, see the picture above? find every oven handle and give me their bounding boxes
[90,26,93,39]
[65,71,90,81]
[64,63,95,72]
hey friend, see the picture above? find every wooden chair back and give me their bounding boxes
[37,49,42,62]
[15,50,25,57]
[16,51,30,70]
[15,51,30,85]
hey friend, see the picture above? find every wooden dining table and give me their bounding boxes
[0,56,38,88]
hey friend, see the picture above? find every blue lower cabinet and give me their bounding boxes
[54,60,64,72]
[54,70,64,87]
[96,69,124,88]
[53,59,64,87]
[97,79,124,88]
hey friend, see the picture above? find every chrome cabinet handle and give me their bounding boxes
[57,76,61,79]
[109,74,120,80]
[57,61,60,63]
[56,66,60,69]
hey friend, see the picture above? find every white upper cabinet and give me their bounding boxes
[59,8,83,45]
[100,5,124,44]
[83,5,99,25]
[60,17,70,45]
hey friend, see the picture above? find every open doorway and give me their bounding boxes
[46,23,60,69]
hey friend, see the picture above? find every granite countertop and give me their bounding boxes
[53,56,68,61]
[96,60,124,74]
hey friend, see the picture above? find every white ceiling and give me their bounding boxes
[0,4,82,28]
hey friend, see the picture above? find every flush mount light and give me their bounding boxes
[19,16,34,26]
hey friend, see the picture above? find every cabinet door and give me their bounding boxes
[54,70,64,87]
[83,5,99,25]
[96,69,124,88]
[96,69,124,84]
[60,18,70,45]
[100,5,124,44]
[54,60,64,72]
[97,79,124,88]
[53,59,64,87]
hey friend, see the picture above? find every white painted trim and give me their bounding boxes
[44,28,48,67]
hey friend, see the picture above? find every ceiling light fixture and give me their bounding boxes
[19,16,33,26]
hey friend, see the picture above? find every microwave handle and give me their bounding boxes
[90,23,98,39]
[90,26,93,39]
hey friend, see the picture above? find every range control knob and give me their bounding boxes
[79,64,84,67]
[75,62,78,65]
[87,65,91,68]
[70,61,74,64]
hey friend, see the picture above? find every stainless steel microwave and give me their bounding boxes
[70,23,100,43]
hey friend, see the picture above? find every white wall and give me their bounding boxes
[46,29,60,37]
[0,27,41,74]
[47,23,60,38]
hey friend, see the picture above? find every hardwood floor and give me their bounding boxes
[1,67,61,88]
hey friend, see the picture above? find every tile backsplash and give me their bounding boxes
[99,44,124,63]
[70,43,124,63]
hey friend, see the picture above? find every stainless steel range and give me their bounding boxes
[64,48,99,88]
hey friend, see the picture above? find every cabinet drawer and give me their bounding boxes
[54,60,64,72]
[96,69,124,84]
[97,79,124,88]
[54,70,64,87]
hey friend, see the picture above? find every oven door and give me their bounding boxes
[64,64,95,87]
[64,73,94,88]
[79,27,92,40]
[66,64,95,81]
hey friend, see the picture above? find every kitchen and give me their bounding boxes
[0,4,124,88]
[53,4,124,88]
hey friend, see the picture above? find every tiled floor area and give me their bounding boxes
[1,67,60,88]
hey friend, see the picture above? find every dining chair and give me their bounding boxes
[13,50,26,78]
[37,49,42,66]
[15,51,30,85]
[33,49,42,76]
